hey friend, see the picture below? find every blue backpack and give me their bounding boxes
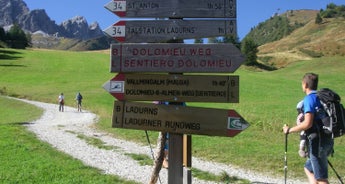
[77,93,83,101]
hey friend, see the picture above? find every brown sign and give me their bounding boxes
[103,73,239,103]
[112,101,249,137]
[104,0,236,18]
[103,20,237,43]
[109,43,244,73]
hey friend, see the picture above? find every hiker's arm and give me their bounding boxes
[284,113,314,134]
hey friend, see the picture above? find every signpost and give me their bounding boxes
[112,101,249,137]
[102,0,248,183]
[109,43,244,73]
[103,20,237,43]
[103,73,239,102]
[105,0,236,18]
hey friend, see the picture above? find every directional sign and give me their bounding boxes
[109,43,244,73]
[103,73,239,103]
[103,20,237,43]
[105,0,236,18]
[112,101,250,137]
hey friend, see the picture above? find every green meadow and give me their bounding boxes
[0,96,137,183]
[1,48,345,181]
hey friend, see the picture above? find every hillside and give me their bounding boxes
[31,34,111,51]
[246,4,345,68]
[245,10,319,46]
[258,16,345,68]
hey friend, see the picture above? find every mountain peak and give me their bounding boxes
[65,16,87,25]
[0,0,103,40]
[0,0,30,26]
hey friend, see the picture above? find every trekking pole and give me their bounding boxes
[145,130,162,184]
[284,129,288,184]
[328,160,344,184]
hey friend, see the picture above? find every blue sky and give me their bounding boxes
[24,0,344,40]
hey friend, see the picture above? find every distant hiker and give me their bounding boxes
[283,73,333,184]
[58,93,64,112]
[75,92,83,112]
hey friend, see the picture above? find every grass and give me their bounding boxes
[76,133,118,150]
[1,48,345,181]
[0,96,137,184]
[192,169,250,184]
[125,153,154,166]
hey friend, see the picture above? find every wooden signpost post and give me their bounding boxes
[103,73,239,102]
[105,0,237,18]
[103,20,237,43]
[102,0,248,183]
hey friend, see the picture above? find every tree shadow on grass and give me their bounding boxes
[247,62,278,71]
[12,122,33,126]
[0,49,21,55]
[0,49,25,67]
[0,122,33,126]
[0,64,26,67]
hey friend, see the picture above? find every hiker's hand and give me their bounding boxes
[282,125,290,134]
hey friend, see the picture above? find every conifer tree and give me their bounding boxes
[315,13,323,24]
[6,24,29,49]
[241,38,258,65]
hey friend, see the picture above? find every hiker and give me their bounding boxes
[163,133,169,168]
[58,93,64,112]
[283,73,334,184]
[75,92,83,112]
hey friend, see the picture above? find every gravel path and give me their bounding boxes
[17,98,306,184]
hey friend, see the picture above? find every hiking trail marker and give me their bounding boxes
[103,0,248,183]
[112,101,249,137]
[103,73,239,102]
[103,20,237,43]
[105,0,237,18]
[109,43,244,73]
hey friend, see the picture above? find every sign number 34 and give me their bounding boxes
[112,26,125,36]
[112,1,126,11]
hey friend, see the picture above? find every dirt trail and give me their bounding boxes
[17,98,306,184]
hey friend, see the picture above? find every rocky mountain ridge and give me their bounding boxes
[0,0,103,40]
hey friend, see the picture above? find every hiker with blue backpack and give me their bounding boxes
[283,73,334,184]
[75,92,83,112]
